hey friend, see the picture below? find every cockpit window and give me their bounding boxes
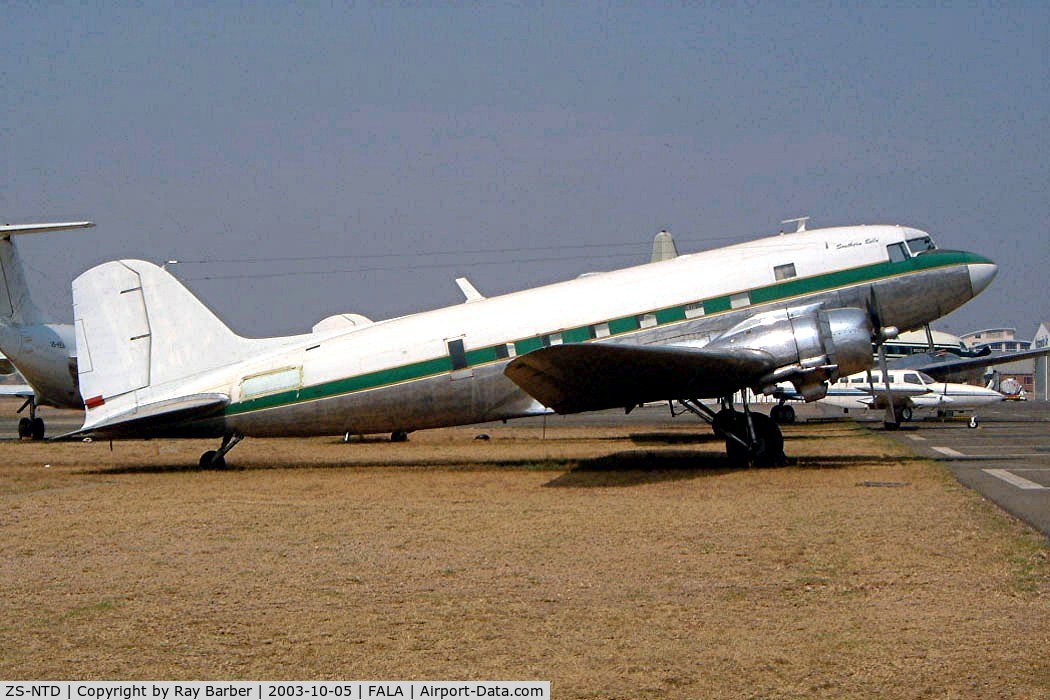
[886,242,908,263]
[906,236,936,254]
[904,373,922,385]
[918,372,937,384]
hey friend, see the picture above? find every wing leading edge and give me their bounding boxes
[504,343,777,414]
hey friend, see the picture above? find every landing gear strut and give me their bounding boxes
[677,396,785,467]
[199,432,243,469]
[16,398,45,440]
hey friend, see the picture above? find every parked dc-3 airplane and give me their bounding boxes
[771,367,1005,424]
[68,221,997,468]
[0,221,93,438]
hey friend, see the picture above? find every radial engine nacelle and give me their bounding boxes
[707,304,873,401]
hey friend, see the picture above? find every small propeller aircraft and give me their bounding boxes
[772,367,1005,424]
[67,220,996,467]
[769,339,1050,424]
[0,221,93,438]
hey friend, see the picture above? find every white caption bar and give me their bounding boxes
[0,682,550,700]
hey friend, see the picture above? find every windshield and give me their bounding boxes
[918,372,938,384]
[906,236,937,254]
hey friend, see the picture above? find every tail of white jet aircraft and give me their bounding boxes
[0,222,94,324]
[73,260,304,432]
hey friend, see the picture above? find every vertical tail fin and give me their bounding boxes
[73,259,305,429]
[73,259,253,403]
[0,222,94,324]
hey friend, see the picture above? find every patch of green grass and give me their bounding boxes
[59,598,123,621]
[1010,537,1050,594]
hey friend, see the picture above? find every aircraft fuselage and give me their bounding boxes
[80,224,995,438]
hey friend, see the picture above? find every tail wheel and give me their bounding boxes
[199,450,226,469]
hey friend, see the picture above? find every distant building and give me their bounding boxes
[1035,322,1049,402]
[962,327,1035,396]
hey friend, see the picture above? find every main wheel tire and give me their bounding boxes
[391,430,409,443]
[712,408,741,439]
[30,417,45,440]
[771,404,796,425]
[721,412,785,467]
[750,413,785,467]
[17,417,31,439]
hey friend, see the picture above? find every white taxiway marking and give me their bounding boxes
[982,469,1049,491]
[907,435,927,441]
[932,446,965,457]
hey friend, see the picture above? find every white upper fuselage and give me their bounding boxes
[76,224,997,437]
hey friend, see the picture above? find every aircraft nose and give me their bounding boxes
[968,262,998,297]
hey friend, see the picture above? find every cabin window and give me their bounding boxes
[541,332,563,347]
[852,376,867,384]
[774,263,796,281]
[886,243,908,263]
[639,313,658,329]
[594,322,611,339]
[684,302,704,319]
[447,338,468,370]
[730,292,750,309]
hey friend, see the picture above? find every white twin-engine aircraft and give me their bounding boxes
[771,368,1005,425]
[68,223,997,468]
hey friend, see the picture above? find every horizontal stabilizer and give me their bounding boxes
[0,384,34,399]
[0,222,95,236]
[504,343,776,414]
[70,393,229,438]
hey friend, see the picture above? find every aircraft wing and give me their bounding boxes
[504,343,777,414]
[0,384,34,399]
[890,346,1050,380]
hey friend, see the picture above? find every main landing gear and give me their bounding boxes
[676,396,786,467]
[199,432,243,469]
[16,398,45,440]
[769,401,796,425]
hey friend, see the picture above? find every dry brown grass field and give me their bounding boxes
[1,413,1048,698]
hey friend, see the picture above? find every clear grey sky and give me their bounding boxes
[3,4,1047,339]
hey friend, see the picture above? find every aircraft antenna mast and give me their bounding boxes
[780,216,810,234]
